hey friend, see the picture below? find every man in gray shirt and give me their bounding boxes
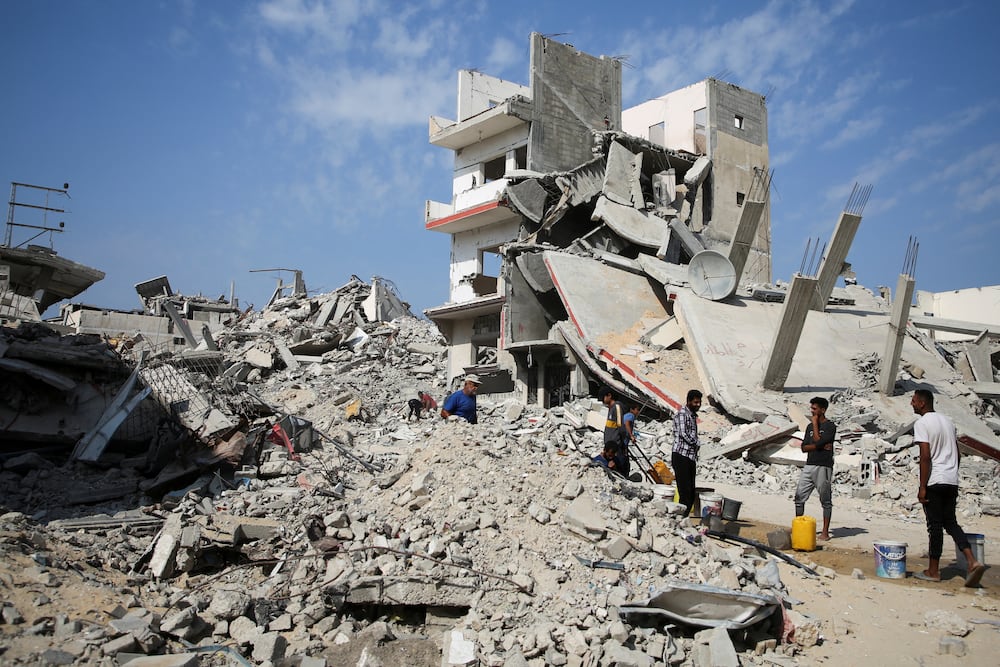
[794,396,836,541]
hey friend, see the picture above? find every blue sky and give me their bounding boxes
[2,0,998,317]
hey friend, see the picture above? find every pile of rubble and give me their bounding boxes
[2,273,999,666]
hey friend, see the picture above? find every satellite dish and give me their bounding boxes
[688,250,737,301]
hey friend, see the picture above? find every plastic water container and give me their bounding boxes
[722,497,742,521]
[874,540,907,578]
[956,533,986,570]
[791,516,817,551]
[700,493,723,519]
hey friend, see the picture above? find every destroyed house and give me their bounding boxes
[425,33,771,407]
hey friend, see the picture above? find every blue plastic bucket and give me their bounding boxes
[874,540,907,579]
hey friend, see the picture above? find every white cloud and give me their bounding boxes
[257,0,374,49]
[821,114,883,150]
[486,37,520,73]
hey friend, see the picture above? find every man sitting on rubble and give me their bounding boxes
[440,375,481,424]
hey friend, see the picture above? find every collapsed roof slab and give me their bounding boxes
[592,196,665,249]
[676,286,1000,455]
[675,286,946,417]
[543,251,694,411]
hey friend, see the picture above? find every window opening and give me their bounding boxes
[484,155,505,182]
[514,145,527,170]
[649,121,665,146]
[693,107,707,153]
[734,114,744,129]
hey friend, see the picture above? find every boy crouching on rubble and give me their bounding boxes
[592,443,628,476]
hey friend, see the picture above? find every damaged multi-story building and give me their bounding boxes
[424,33,771,407]
[423,34,999,461]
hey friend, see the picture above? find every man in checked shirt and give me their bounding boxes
[672,389,703,517]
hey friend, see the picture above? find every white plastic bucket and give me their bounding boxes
[874,540,907,579]
[653,485,675,500]
[956,533,986,570]
[700,493,723,519]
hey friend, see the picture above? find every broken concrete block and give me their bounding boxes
[938,636,967,656]
[101,633,139,656]
[528,503,551,524]
[441,629,477,666]
[53,615,81,637]
[787,609,821,647]
[766,529,791,550]
[207,589,250,621]
[119,655,200,667]
[925,609,970,637]
[244,346,274,369]
[252,631,287,663]
[601,536,632,561]
[754,560,781,589]
[560,480,583,499]
[159,606,198,640]
[602,641,654,667]
[705,626,739,667]
[235,516,283,541]
[39,649,76,666]
[1,602,24,625]
[561,496,606,541]
[148,515,182,579]
[412,470,434,496]
[228,615,259,645]
[505,402,524,422]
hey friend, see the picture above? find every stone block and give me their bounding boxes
[412,470,435,496]
[207,589,250,620]
[101,633,138,656]
[766,529,791,550]
[602,641,653,667]
[600,536,632,561]
[938,636,967,656]
[561,496,606,541]
[560,480,583,499]
[706,626,739,667]
[229,615,260,645]
[925,609,970,637]
[120,655,200,666]
[252,631,288,663]
[40,648,78,665]
[236,516,283,541]
[442,629,477,666]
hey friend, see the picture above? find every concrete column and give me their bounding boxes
[161,301,197,348]
[728,200,766,284]
[812,212,862,311]
[878,274,916,395]
[762,274,818,391]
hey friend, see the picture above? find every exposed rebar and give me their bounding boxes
[844,182,873,216]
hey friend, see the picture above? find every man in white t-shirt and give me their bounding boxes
[911,389,985,586]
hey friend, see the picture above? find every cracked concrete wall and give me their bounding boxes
[622,79,772,283]
[527,33,621,174]
[704,80,771,284]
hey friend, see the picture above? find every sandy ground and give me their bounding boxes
[705,480,1000,665]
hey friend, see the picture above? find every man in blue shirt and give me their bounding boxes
[440,374,481,424]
